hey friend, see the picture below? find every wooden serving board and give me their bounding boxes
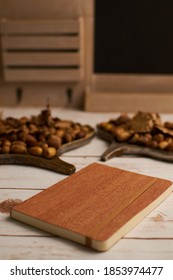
[97,127,173,162]
[0,130,95,175]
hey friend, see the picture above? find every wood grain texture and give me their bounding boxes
[0,129,94,174]
[2,36,80,50]
[85,90,173,113]
[1,108,173,259]
[1,19,80,34]
[97,128,173,163]
[1,189,173,238]
[0,154,75,175]
[1,236,173,260]
[3,52,80,66]
[4,69,81,82]
[1,18,83,82]
[11,163,172,251]
[0,1,82,20]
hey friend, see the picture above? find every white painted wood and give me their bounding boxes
[0,164,66,189]
[0,108,173,259]
[126,193,173,238]
[1,157,173,189]
[0,237,173,259]
[0,189,50,237]
[0,189,173,239]
[0,107,119,124]
[0,107,172,126]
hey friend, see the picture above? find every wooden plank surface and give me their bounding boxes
[0,108,173,259]
[1,237,173,260]
[3,52,80,66]
[85,90,173,113]
[1,19,82,83]
[2,36,80,50]
[1,157,173,189]
[1,19,80,34]
[4,69,81,82]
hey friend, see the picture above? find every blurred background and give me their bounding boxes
[0,0,173,112]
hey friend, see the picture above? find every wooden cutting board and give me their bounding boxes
[10,163,172,251]
[97,127,173,162]
[0,129,94,175]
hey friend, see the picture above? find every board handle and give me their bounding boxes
[101,142,125,161]
[0,154,76,175]
[101,142,173,162]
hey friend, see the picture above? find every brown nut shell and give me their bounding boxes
[158,141,169,150]
[1,145,10,154]
[47,135,62,148]
[25,134,37,146]
[11,144,27,154]
[11,141,26,147]
[29,146,43,156]
[43,147,57,158]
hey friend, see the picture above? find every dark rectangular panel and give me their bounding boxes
[94,0,173,74]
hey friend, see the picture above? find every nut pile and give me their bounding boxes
[0,106,93,158]
[98,111,173,152]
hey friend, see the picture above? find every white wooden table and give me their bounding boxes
[0,107,173,260]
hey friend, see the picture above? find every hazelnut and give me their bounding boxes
[129,133,140,144]
[113,127,131,142]
[29,146,43,156]
[153,133,164,143]
[47,135,62,149]
[3,140,11,146]
[158,141,168,150]
[43,147,57,158]
[11,141,26,147]
[76,130,87,139]
[166,143,173,152]
[63,133,73,143]
[11,144,27,154]
[1,145,10,154]
[25,134,37,146]
[56,129,65,138]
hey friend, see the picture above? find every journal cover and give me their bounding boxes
[10,163,172,251]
